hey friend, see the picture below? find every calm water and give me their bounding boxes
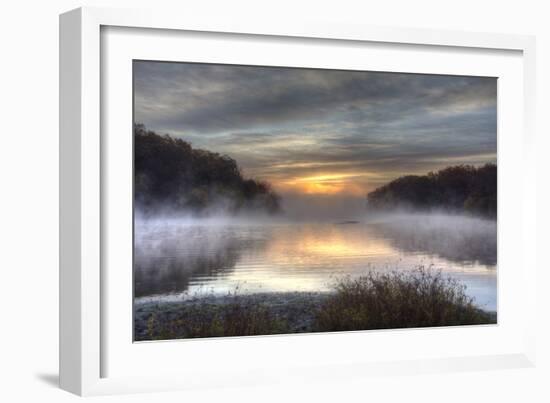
[134,213,497,310]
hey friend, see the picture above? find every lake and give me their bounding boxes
[134,213,497,311]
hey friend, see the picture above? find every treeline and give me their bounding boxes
[367,164,497,217]
[134,124,281,214]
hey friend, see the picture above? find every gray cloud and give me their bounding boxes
[134,60,496,194]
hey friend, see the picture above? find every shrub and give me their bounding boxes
[314,267,494,331]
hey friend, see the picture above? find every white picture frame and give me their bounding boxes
[59,6,538,396]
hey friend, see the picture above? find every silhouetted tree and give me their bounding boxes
[134,124,281,215]
[367,164,496,218]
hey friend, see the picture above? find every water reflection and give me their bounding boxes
[134,214,497,309]
[134,224,267,297]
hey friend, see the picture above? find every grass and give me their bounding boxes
[137,267,495,341]
[144,299,288,340]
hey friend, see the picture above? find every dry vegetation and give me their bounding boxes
[314,268,493,332]
[137,267,495,341]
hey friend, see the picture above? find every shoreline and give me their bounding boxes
[134,292,331,341]
[134,291,497,341]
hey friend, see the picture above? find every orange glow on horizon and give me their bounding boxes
[273,172,372,196]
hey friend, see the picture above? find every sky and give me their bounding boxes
[134,61,497,202]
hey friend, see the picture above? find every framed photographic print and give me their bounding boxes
[132,61,500,342]
[60,7,537,396]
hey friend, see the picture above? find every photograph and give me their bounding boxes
[132,61,498,341]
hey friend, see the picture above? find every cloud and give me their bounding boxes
[134,61,497,195]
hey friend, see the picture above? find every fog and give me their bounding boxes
[365,212,497,266]
[135,208,497,267]
[137,193,368,224]
[279,194,367,222]
[134,205,497,309]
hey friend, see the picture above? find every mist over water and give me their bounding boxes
[366,212,497,266]
[134,203,497,311]
[280,194,367,222]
